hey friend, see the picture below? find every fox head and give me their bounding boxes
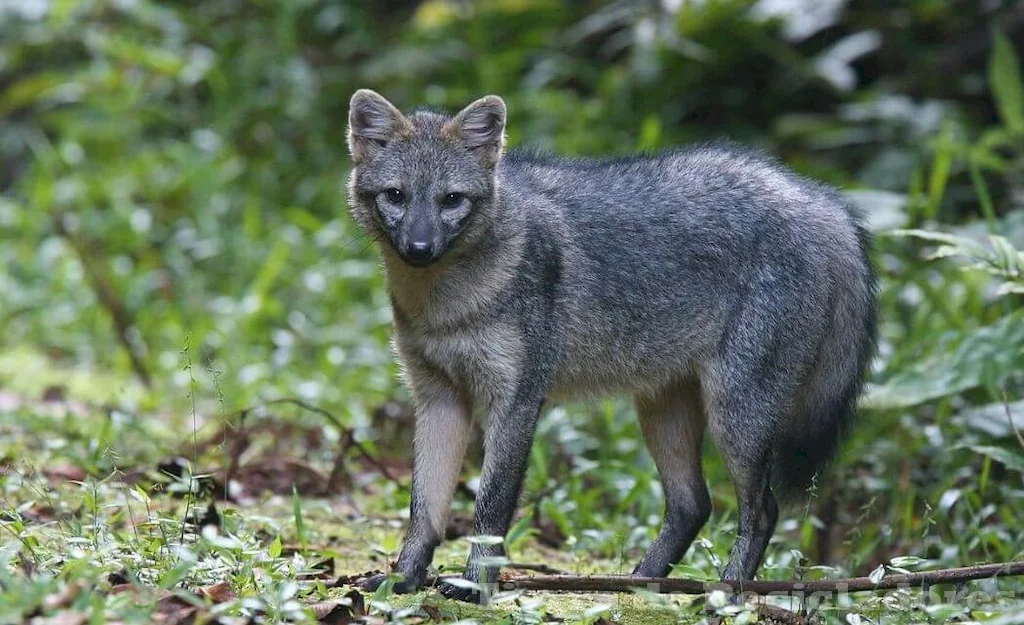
[346,90,506,268]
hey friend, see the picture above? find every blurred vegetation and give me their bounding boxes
[1,0,1023,623]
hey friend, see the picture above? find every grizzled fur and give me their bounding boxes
[346,90,877,602]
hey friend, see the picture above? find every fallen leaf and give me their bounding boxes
[43,583,81,610]
[152,592,219,625]
[309,601,342,620]
[156,605,198,625]
[312,590,366,624]
[227,458,328,497]
[197,581,236,603]
[421,604,442,622]
[38,611,87,625]
[22,502,56,523]
[344,590,365,615]
[44,463,87,483]
[333,569,382,587]
[42,385,67,402]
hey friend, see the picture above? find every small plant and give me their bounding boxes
[892,229,1024,296]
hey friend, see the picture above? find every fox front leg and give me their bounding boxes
[360,368,472,593]
[439,397,544,603]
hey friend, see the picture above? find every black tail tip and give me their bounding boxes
[771,445,830,501]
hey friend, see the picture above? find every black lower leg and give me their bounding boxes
[722,480,778,580]
[440,402,543,602]
[633,488,712,577]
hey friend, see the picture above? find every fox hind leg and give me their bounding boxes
[701,274,823,580]
[632,378,712,578]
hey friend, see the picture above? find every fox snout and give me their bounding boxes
[403,240,436,266]
[397,230,442,266]
[392,209,442,266]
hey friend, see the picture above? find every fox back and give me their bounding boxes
[347,90,876,600]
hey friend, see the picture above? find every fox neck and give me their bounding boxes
[382,205,524,330]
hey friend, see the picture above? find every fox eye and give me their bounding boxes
[440,192,464,209]
[384,188,404,204]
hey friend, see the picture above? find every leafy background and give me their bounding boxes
[0,0,1022,623]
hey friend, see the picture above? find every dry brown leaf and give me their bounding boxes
[308,601,343,620]
[312,590,366,624]
[155,605,198,625]
[42,385,67,402]
[421,604,442,622]
[154,594,194,616]
[44,463,87,483]
[38,611,88,625]
[42,583,81,610]
[108,584,135,595]
[197,581,236,603]
[333,569,382,588]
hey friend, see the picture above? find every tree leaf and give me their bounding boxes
[989,29,1024,130]
[862,311,1024,410]
[958,445,1024,474]
[956,400,1024,438]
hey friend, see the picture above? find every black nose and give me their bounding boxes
[405,240,434,265]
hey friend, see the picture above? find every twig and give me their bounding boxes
[1004,396,1024,452]
[52,212,152,387]
[507,562,568,575]
[223,410,250,501]
[444,561,1024,595]
[243,398,407,490]
[326,430,354,494]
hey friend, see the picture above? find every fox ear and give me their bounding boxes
[445,95,506,167]
[348,89,410,163]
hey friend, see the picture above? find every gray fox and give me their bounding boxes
[346,90,877,602]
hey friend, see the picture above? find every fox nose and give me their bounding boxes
[405,240,434,265]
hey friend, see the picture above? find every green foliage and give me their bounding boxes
[1,1,1023,623]
[989,30,1024,131]
[894,229,1024,296]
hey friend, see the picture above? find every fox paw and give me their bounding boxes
[438,580,481,603]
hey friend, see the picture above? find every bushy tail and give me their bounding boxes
[772,218,877,500]
[771,383,862,499]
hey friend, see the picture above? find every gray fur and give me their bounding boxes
[347,90,877,601]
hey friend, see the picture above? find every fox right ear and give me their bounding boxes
[348,90,411,163]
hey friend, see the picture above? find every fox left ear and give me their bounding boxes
[445,95,506,167]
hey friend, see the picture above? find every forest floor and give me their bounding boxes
[0,347,720,625]
[1,347,1019,625]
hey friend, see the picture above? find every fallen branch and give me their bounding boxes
[240,397,407,490]
[506,562,568,575]
[482,561,1024,595]
[53,212,152,387]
